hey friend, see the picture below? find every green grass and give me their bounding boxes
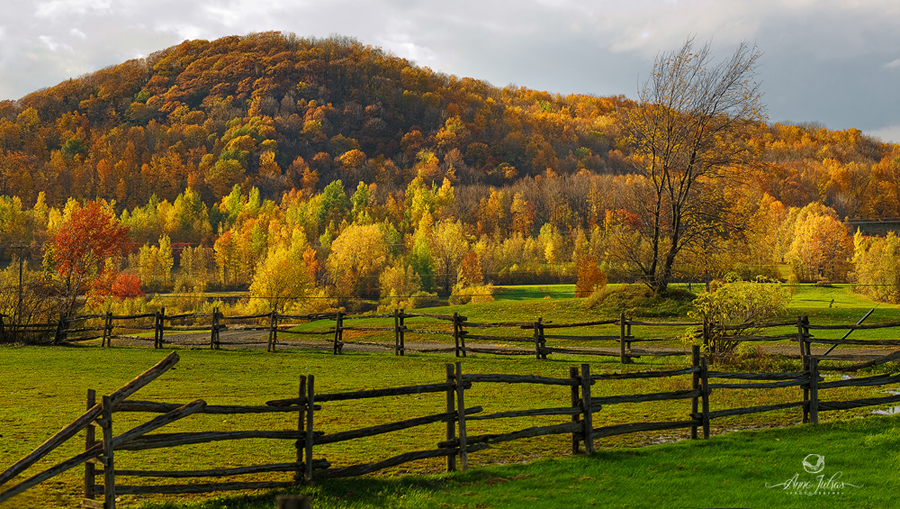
[1,342,896,509]
[136,415,900,509]
[3,284,900,508]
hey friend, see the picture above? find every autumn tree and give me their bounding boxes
[249,232,312,312]
[785,203,852,282]
[44,201,130,319]
[620,37,765,292]
[326,223,389,299]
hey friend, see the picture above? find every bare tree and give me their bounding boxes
[620,37,766,292]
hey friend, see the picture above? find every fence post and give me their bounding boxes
[797,315,809,365]
[455,362,468,471]
[691,345,700,439]
[399,309,406,355]
[210,308,219,350]
[453,312,461,357]
[54,313,66,345]
[83,389,96,503]
[799,316,810,423]
[570,366,580,454]
[456,313,467,358]
[445,364,457,472]
[394,309,401,356]
[295,376,307,482]
[100,395,115,509]
[304,375,315,482]
[700,356,710,439]
[333,312,343,354]
[157,307,166,349]
[101,312,111,348]
[702,316,710,355]
[580,364,595,455]
[267,310,277,352]
[619,312,632,364]
[533,318,544,360]
[809,357,819,425]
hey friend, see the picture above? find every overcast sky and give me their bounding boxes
[1,0,898,143]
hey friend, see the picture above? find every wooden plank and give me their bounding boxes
[818,372,900,389]
[115,461,330,478]
[462,334,534,343]
[592,389,701,406]
[701,357,710,439]
[818,393,900,411]
[440,421,582,448]
[708,371,806,380]
[267,382,467,406]
[542,334,620,341]
[461,374,579,386]
[826,349,900,372]
[809,359,819,424]
[540,319,620,328]
[806,321,900,330]
[83,390,96,502]
[626,320,703,327]
[591,367,699,381]
[117,401,322,414]
[467,406,589,421]
[591,420,699,440]
[465,321,534,328]
[112,400,207,448]
[808,338,900,346]
[542,348,618,357]
[315,407,482,445]
[705,401,805,419]
[320,444,489,479]
[100,396,115,509]
[455,362,468,471]
[102,481,300,495]
[580,364,594,455]
[708,379,809,390]
[116,430,311,451]
[304,375,314,481]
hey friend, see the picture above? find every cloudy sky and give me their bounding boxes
[1,0,898,143]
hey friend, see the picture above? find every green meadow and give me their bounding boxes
[1,284,899,508]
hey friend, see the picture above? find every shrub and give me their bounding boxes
[449,284,495,305]
[688,275,791,359]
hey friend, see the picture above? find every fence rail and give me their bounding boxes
[5,308,900,368]
[2,345,899,508]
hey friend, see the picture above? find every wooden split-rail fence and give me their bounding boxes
[2,346,900,508]
[8,309,898,368]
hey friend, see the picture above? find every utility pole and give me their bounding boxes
[11,245,26,334]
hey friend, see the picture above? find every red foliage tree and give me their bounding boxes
[46,201,131,317]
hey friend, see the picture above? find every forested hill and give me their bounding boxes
[0,32,628,209]
[0,31,898,220]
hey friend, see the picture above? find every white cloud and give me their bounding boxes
[35,0,116,18]
[883,58,900,69]
[867,125,900,145]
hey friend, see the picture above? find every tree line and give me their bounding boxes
[1,33,900,327]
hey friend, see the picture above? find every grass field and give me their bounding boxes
[138,415,900,509]
[1,284,899,508]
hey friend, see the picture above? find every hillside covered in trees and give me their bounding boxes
[2,32,900,322]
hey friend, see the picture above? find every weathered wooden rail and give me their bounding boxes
[2,345,900,508]
[9,309,900,370]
